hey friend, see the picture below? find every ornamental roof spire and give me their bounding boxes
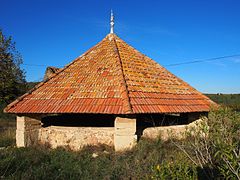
[110,10,114,34]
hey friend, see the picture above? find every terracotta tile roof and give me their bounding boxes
[4,33,216,114]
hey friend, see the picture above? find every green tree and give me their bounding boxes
[0,29,26,104]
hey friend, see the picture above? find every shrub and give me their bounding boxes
[209,108,240,179]
[151,161,197,180]
[174,108,240,179]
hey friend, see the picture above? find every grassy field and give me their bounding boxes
[0,94,239,179]
[0,103,16,147]
[205,93,240,111]
[0,139,198,179]
[0,108,239,179]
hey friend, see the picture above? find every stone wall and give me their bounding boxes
[142,118,203,141]
[16,116,41,147]
[16,113,205,151]
[38,126,114,150]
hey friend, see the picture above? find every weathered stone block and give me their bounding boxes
[115,116,136,135]
[16,116,41,147]
[114,134,137,151]
[114,116,137,151]
[16,129,25,147]
[16,116,25,130]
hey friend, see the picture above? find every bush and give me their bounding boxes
[174,108,240,179]
[151,161,197,180]
[209,108,240,179]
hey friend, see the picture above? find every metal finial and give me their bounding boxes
[110,10,114,34]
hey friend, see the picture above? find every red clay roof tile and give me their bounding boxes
[4,33,216,114]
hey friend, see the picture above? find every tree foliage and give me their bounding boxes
[205,94,240,111]
[0,29,26,104]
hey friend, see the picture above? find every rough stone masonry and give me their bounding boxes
[16,113,203,151]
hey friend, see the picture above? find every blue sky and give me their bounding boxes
[1,0,240,93]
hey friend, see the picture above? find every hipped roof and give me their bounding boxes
[4,33,215,114]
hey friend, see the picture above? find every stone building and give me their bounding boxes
[4,13,215,151]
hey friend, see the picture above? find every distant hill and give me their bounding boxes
[205,94,240,111]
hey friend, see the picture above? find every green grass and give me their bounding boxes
[0,109,16,147]
[0,139,196,179]
[0,128,15,147]
[1,108,239,179]
[0,118,15,128]
[0,105,16,147]
[0,101,16,147]
[0,99,239,179]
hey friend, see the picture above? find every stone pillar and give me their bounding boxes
[114,116,137,151]
[16,116,42,147]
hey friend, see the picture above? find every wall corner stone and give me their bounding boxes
[114,116,137,151]
[16,115,42,147]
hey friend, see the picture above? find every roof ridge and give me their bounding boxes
[113,35,210,96]
[110,34,133,114]
[113,34,216,109]
[5,33,215,114]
